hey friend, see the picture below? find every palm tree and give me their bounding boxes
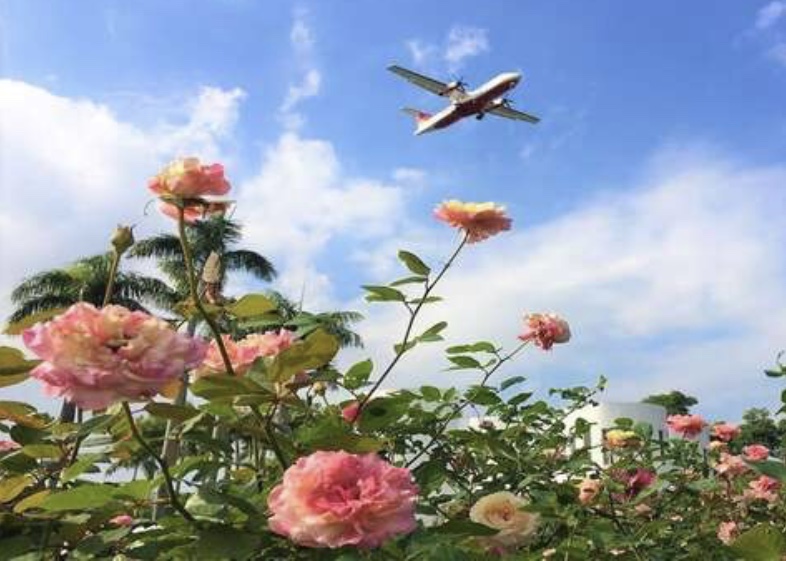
[8,254,179,323]
[129,216,276,298]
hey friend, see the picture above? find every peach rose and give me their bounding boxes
[577,478,602,505]
[742,444,770,462]
[109,514,133,527]
[711,422,740,442]
[341,401,360,423]
[196,329,295,378]
[708,440,728,453]
[158,200,231,224]
[518,313,571,350]
[434,200,511,243]
[469,491,540,551]
[744,475,780,503]
[666,414,706,438]
[267,451,418,548]
[23,303,207,410]
[148,157,230,199]
[717,521,738,545]
[714,453,748,478]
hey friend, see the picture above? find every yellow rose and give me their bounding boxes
[605,429,640,449]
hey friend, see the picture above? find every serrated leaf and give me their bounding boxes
[397,250,431,276]
[418,321,448,343]
[226,294,277,318]
[389,275,428,287]
[0,474,33,503]
[465,386,501,406]
[145,402,200,423]
[446,341,497,354]
[41,484,117,511]
[729,524,786,561]
[267,329,339,383]
[447,355,482,369]
[344,359,373,390]
[362,285,406,302]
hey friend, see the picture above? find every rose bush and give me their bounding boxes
[0,158,783,560]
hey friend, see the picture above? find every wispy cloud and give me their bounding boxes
[767,42,786,66]
[756,1,786,30]
[404,25,490,72]
[278,9,321,130]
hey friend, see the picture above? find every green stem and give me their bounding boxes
[405,340,529,468]
[102,250,121,308]
[252,406,288,469]
[176,205,236,377]
[122,402,195,523]
[354,234,468,421]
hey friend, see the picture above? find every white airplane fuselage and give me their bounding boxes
[415,72,521,135]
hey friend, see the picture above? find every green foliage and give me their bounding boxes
[641,390,698,415]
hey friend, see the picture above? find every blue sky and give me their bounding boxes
[1,0,785,419]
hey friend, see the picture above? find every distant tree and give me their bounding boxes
[738,407,782,452]
[642,390,699,416]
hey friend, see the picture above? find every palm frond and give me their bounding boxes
[224,250,276,281]
[8,295,78,323]
[10,270,76,303]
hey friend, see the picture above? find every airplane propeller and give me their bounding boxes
[446,75,468,92]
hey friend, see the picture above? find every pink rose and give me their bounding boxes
[434,200,512,243]
[109,514,133,527]
[714,453,748,478]
[23,303,207,410]
[743,444,770,462]
[267,451,418,548]
[0,440,20,453]
[148,158,230,199]
[611,468,656,501]
[666,414,706,438]
[196,329,295,378]
[518,313,571,350]
[744,475,780,503]
[158,200,231,224]
[341,401,360,423]
[711,423,740,442]
[717,521,738,545]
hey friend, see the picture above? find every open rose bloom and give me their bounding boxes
[23,303,207,410]
[148,157,232,222]
[711,422,740,442]
[434,200,512,243]
[518,313,571,350]
[195,329,295,378]
[469,491,540,552]
[666,414,706,438]
[267,451,418,548]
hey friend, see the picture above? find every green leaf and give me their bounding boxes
[447,355,482,370]
[358,396,410,432]
[20,444,62,459]
[41,484,117,511]
[730,524,786,561]
[397,250,431,276]
[12,489,50,513]
[418,321,448,342]
[393,340,417,354]
[362,285,406,302]
[0,474,33,503]
[408,296,443,305]
[145,402,201,423]
[267,329,339,383]
[113,479,154,501]
[0,401,48,428]
[61,453,102,482]
[191,376,272,401]
[749,460,786,483]
[344,359,373,390]
[431,519,499,537]
[226,293,277,318]
[465,386,501,406]
[390,275,428,287]
[500,375,527,391]
[446,341,497,354]
[0,347,40,386]
[189,526,261,560]
[420,386,441,402]
[3,308,66,335]
[76,413,115,438]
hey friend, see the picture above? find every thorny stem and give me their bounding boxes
[122,402,195,523]
[354,234,469,421]
[177,205,236,377]
[405,340,529,468]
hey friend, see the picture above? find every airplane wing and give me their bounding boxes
[388,65,450,96]
[488,105,540,124]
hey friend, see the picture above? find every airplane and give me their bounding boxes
[388,64,540,135]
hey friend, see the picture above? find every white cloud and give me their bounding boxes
[278,9,321,130]
[405,39,437,68]
[348,151,786,419]
[444,26,490,71]
[392,167,426,185]
[235,132,408,308]
[756,1,786,29]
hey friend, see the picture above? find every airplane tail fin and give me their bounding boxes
[402,107,432,135]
